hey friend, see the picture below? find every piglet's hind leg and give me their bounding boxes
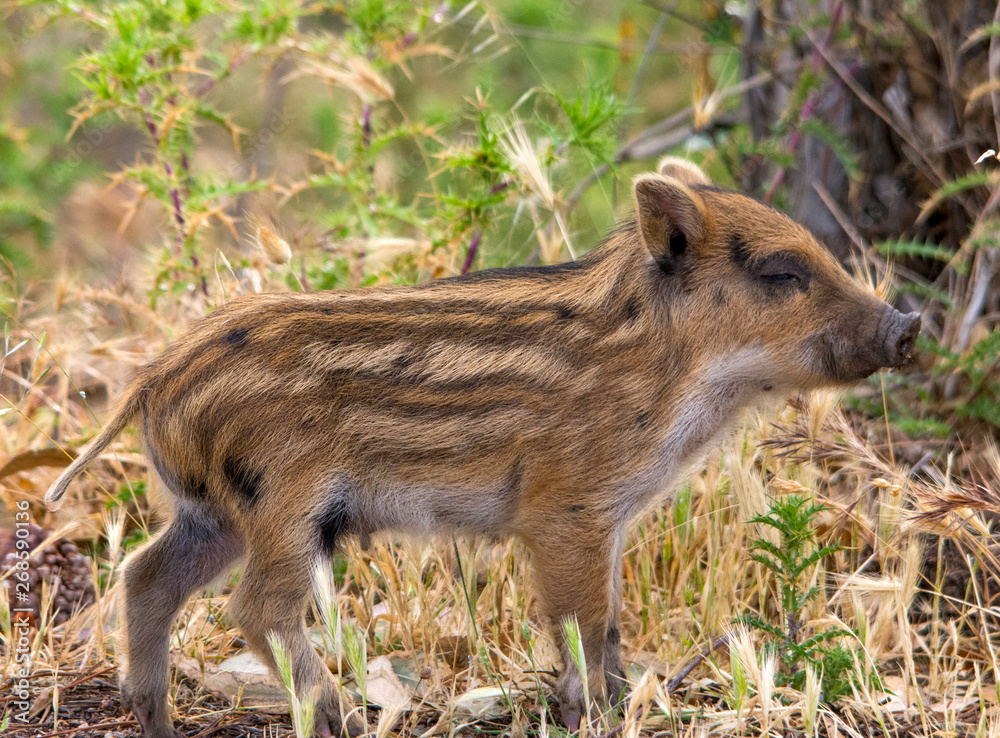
[121,511,242,738]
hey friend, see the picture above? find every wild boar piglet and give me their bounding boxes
[45,157,919,737]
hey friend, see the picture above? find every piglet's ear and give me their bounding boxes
[633,173,708,276]
[657,156,710,186]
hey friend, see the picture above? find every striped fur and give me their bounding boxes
[45,159,919,737]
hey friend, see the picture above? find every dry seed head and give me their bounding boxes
[725,441,774,545]
[770,477,812,496]
[837,573,905,598]
[311,559,340,649]
[55,279,69,312]
[877,480,907,563]
[759,649,777,731]
[374,685,407,738]
[910,476,1000,537]
[498,118,574,260]
[292,56,394,101]
[343,56,395,100]
[873,258,895,301]
[892,538,925,618]
[499,118,556,213]
[805,389,842,442]
[727,623,762,689]
[624,669,658,733]
[102,508,126,569]
[849,254,895,301]
[252,218,292,265]
[803,663,821,737]
[850,591,872,654]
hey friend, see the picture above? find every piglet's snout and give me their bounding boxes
[879,309,921,368]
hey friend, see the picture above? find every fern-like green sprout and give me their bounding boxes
[738,493,880,702]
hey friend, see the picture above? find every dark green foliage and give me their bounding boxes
[738,494,881,702]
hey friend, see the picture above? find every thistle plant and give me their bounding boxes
[739,493,879,702]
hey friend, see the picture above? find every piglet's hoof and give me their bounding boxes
[561,706,582,733]
[312,702,366,738]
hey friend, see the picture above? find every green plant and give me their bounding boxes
[268,631,319,738]
[738,493,879,702]
[561,615,591,735]
[342,619,369,727]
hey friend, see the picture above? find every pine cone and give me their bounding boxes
[1,523,96,626]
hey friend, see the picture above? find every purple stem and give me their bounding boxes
[362,104,372,149]
[171,189,185,230]
[139,90,159,142]
[196,48,252,98]
[461,231,482,275]
[139,88,185,237]
[161,159,185,238]
[763,1,843,203]
[812,2,845,73]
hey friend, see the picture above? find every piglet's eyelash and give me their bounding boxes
[754,255,810,283]
[760,272,801,283]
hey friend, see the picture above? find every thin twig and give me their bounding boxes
[618,8,673,142]
[453,16,693,55]
[31,719,139,738]
[592,722,626,738]
[955,248,998,352]
[991,0,1000,147]
[762,2,844,204]
[811,180,867,257]
[188,713,232,738]
[667,635,729,693]
[638,0,710,34]
[59,665,116,691]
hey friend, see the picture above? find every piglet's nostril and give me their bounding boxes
[894,312,921,365]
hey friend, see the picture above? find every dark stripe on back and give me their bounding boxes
[318,366,566,396]
[427,248,607,286]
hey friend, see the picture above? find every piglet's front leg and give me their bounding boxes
[521,514,628,730]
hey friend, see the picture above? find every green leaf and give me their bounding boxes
[735,615,784,640]
[875,240,955,262]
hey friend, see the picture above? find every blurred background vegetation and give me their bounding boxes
[1,0,998,458]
